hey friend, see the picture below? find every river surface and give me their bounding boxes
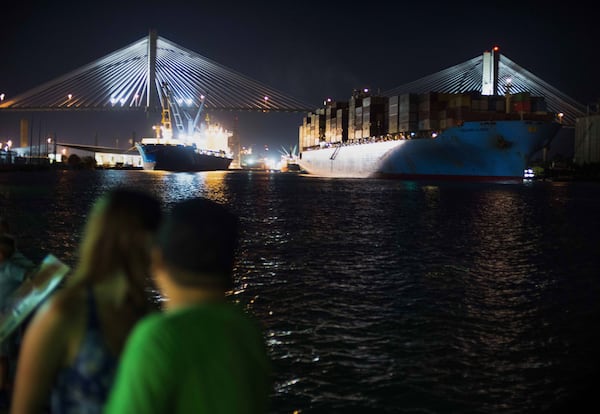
[1,169,599,413]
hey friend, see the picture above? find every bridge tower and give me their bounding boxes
[482,46,500,95]
[146,29,158,110]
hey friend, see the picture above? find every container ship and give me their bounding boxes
[298,50,562,181]
[136,83,233,172]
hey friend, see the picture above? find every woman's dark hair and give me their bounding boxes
[73,187,163,310]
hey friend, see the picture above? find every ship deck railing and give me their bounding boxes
[304,134,412,152]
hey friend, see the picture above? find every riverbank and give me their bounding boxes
[0,163,142,172]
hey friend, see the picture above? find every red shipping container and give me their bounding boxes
[512,101,531,113]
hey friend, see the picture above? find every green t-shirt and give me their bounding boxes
[104,302,271,414]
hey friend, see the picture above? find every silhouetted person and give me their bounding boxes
[11,188,163,414]
[104,197,271,414]
[0,234,28,407]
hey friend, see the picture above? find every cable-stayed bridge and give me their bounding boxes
[382,49,586,126]
[0,30,314,113]
[0,31,587,126]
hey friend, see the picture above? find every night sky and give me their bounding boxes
[0,0,598,154]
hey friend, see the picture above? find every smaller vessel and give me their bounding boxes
[279,145,303,173]
[136,83,233,172]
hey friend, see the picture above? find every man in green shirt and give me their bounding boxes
[104,198,272,414]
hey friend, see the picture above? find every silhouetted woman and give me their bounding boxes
[10,187,162,414]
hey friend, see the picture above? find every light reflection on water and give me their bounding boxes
[1,170,599,413]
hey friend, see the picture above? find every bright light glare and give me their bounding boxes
[523,168,534,178]
[265,158,277,170]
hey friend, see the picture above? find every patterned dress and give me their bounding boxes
[51,286,117,414]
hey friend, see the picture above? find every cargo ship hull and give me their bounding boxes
[135,143,233,172]
[298,120,560,181]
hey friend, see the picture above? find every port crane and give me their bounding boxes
[157,82,206,139]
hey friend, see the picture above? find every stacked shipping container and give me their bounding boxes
[299,90,552,150]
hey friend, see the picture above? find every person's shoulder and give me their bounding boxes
[135,306,219,337]
[22,284,87,345]
[123,310,171,350]
[196,302,264,332]
[221,301,260,322]
[131,310,168,335]
[221,302,267,337]
[38,284,87,324]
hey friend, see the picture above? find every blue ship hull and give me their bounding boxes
[298,120,561,181]
[135,143,233,172]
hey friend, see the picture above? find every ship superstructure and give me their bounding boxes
[136,82,233,172]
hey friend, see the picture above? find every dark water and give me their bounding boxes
[1,170,599,413]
